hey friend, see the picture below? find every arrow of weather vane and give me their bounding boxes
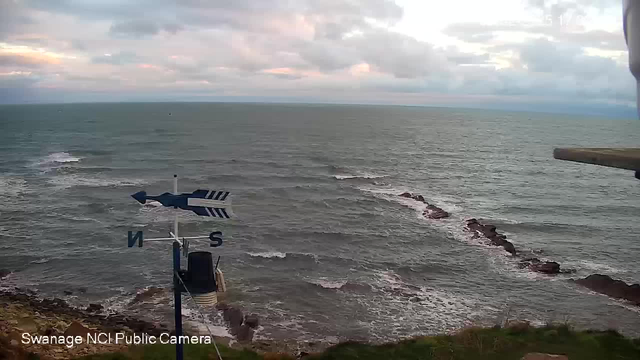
[131,189,232,218]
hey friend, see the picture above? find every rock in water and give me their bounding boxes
[574,274,640,305]
[424,204,450,219]
[244,314,260,328]
[86,303,103,312]
[399,192,413,198]
[236,324,254,342]
[224,307,244,329]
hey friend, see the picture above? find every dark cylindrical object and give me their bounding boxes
[187,251,217,294]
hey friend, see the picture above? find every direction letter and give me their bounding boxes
[128,231,143,248]
[209,231,223,247]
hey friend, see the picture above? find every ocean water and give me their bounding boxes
[1,102,639,342]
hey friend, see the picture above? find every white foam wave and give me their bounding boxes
[47,175,145,188]
[248,251,287,259]
[307,277,348,289]
[564,260,626,274]
[334,173,386,180]
[37,152,81,165]
[31,258,50,264]
[143,200,162,208]
[357,270,496,340]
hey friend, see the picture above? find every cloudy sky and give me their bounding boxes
[0,0,635,116]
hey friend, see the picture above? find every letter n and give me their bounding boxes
[128,231,143,248]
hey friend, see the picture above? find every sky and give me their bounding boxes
[0,0,636,117]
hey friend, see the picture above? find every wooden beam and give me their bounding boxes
[553,148,640,173]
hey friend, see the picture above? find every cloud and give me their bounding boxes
[0,0,634,116]
[91,51,142,65]
[110,20,159,37]
[0,53,60,67]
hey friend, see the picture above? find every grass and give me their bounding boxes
[77,325,640,360]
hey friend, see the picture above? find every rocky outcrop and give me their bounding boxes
[86,303,103,312]
[244,314,260,329]
[466,219,517,256]
[424,204,450,219]
[216,303,261,343]
[518,258,574,275]
[236,324,255,343]
[573,274,640,306]
[0,289,175,359]
[398,192,450,219]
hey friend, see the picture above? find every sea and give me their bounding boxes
[1,102,639,342]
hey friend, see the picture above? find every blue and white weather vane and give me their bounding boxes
[127,174,232,360]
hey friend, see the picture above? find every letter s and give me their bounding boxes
[21,333,30,344]
[209,231,223,247]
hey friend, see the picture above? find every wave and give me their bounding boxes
[563,259,626,274]
[36,152,82,165]
[306,278,348,289]
[333,174,387,180]
[31,258,50,264]
[47,175,146,189]
[247,251,287,259]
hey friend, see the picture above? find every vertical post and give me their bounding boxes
[173,241,183,360]
[173,174,179,240]
[172,174,183,360]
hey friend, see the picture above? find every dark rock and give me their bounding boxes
[466,219,517,255]
[224,307,244,329]
[410,297,421,303]
[236,324,254,343]
[399,192,413,198]
[502,241,517,256]
[63,290,73,296]
[0,269,11,279]
[86,303,103,312]
[413,195,426,203]
[244,314,260,328]
[298,351,310,358]
[574,274,640,305]
[530,261,561,274]
[424,204,450,219]
[129,287,164,305]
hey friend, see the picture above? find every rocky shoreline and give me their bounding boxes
[0,282,326,359]
[397,192,640,307]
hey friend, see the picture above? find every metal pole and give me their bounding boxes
[173,174,179,240]
[172,174,183,360]
[173,240,183,360]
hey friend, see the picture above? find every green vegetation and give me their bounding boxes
[77,325,640,360]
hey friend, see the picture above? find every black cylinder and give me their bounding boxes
[186,251,217,294]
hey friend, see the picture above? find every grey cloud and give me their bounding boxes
[110,20,160,37]
[91,51,142,65]
[348,30,448,78]
[444,22,625,51]
[0,0,35,40]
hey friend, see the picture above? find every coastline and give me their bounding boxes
[2,287,640,360]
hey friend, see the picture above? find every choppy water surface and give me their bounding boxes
[1,103,639,341]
